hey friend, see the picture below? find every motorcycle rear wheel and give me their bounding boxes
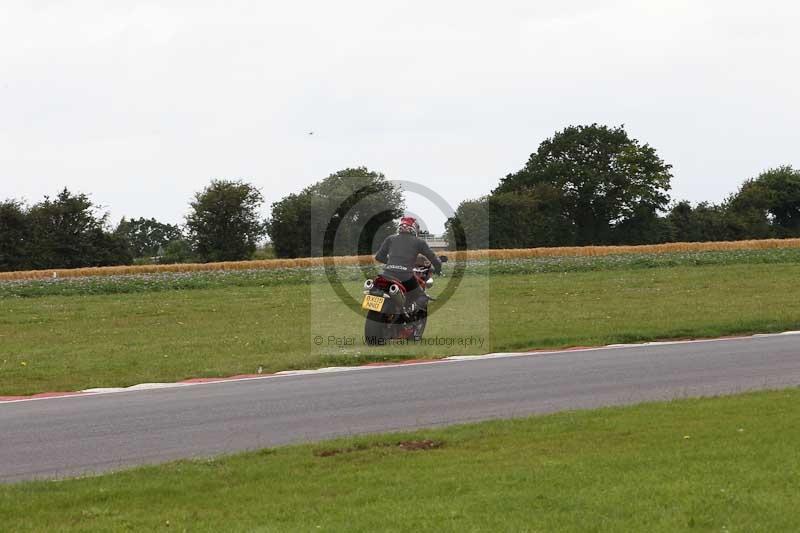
[364,311,391,345]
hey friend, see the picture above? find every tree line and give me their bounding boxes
[2,123,798,271]
[0,181,268,272]
[447,124,800,250]
[0,169,403,271]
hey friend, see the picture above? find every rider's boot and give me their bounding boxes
[404,287,428,314]
[414,292,430,313]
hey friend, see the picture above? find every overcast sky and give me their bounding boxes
[2,1,798,232]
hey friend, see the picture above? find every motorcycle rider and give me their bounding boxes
[374,216,442,311]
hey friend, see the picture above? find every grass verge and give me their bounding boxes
[3,248,800,298]
[2,262,800,395]
[2,388,799,532]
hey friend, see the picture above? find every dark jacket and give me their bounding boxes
[375,233,442,273]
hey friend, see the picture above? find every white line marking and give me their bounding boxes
[1,331,797,405]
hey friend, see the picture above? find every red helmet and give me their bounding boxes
[398,216,419,236]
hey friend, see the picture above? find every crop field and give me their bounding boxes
[2,248,800,396]
[2,388,799,531]
[2,237,799,281]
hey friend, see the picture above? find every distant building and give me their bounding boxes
[420,233,448,250]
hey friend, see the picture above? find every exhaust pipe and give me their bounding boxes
[388,283,405,306]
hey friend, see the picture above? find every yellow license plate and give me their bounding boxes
[362,294,385,312]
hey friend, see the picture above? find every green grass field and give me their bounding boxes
[2,252,800,395]
[2,388,798,531]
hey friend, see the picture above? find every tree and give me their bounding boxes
[116,217,183,258]
[728,166,800,237]
[665,201,738,242]
[186,180,267,262]
[495,124,673,245]
[611,204,671,245]
[267,167,404,258]
[489,186,574,248]
[160,239,195,264]
[666,201,698,242]
[27,188,132,269]
[446,186,575,250]
[0,200,32,272]
[266,193,312,258]
[311,167,404,256]
[446,197,489,250]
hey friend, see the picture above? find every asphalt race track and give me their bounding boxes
[2,333,799,483]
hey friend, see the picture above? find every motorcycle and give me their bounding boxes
[361,256,448,345]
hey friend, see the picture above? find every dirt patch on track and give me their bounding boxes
[314,439,444,457]
[397,439,443,451]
